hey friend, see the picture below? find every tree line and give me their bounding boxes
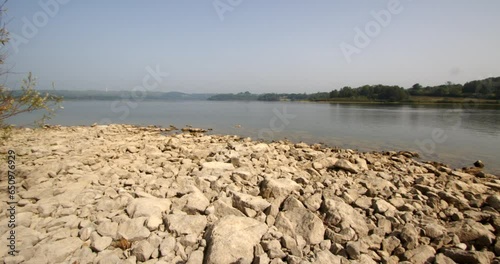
[409,77,500,99]
[208,77,500,102]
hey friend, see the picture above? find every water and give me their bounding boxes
[7,100,500,174]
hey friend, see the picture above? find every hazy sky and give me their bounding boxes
[4,0,500,93]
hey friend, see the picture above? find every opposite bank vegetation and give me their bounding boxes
[11,76,500,105]
[207,77,500,104]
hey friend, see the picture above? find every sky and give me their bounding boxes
[3,0,500,93]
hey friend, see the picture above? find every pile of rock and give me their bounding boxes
[0,124,499,263]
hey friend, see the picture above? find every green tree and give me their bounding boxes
[329,90,339,98]
[0,3,62,137]
[412,83,423,90]
[307,92,330,101]
[492,77,500,99]
[258,93,280,101]
[448,85,462,97]
[339,86,355,98]
[358,85,373,98]
[463,81,478,94]
[408,83,424,96]
[377,86,409,102]
[477,79,493,96]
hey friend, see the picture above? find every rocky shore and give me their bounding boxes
[0,124,499,264]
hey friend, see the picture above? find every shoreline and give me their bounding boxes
[278,100,500,107]
[42,97,500,106]
[1,124,499,263]
[10,123,497,174]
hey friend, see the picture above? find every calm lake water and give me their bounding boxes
[7,100,500,174]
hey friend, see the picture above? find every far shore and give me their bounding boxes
[57,98,500,105]
[308,97,500,106]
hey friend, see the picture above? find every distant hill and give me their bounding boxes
[9,75,500,104]
[10,90,215,101]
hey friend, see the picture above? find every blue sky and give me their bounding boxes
[3,0,500,93]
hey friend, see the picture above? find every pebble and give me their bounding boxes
[1,124,498,263]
